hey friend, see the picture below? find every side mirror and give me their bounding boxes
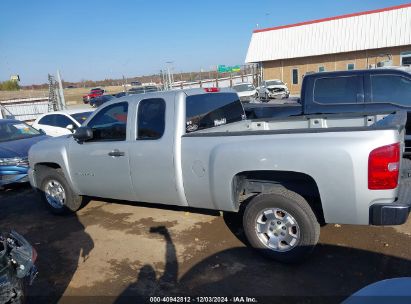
[66,124,75,133]
[73,127,93,142]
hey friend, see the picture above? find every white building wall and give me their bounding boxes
[246,4,411,63]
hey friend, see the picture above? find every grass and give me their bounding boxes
[0,86,125,104]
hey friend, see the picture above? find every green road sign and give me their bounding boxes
[218,65,241,73]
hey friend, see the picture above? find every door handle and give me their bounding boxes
[108,149,125,157]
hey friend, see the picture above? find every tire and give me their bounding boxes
[37,167,83,214]
[243,188,320,263]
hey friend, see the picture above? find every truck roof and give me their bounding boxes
[304,68,411,79]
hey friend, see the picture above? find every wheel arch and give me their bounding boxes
[232,170,325,225]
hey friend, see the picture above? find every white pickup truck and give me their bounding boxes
[28,88,410,262]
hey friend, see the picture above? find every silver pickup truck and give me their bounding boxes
[28,88,410,262]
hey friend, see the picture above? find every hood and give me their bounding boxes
[267,84,288,90]
[237,90,256,97]
[0,135,49,158]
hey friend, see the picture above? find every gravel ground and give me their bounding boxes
[0,184,410,303]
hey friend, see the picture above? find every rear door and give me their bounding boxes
[37,114,72,136]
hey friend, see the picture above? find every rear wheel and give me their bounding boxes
[38,168,83,214]
[243,188,320,263]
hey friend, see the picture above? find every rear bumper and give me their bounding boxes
[369,179,411,225]
[369,203,410,225]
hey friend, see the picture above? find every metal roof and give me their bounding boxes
[245,3,411,63]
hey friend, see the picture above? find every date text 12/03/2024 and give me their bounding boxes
[149,297,258,303]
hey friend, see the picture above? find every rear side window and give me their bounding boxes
[313,76,360,104]
[371,75,411,105]
[137,98,165,140]
[38,115,54,126]
[38,114,72,128]
[186,93,244,133]
[53,115,74,128]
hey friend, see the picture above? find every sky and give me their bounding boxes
[0,0,410,85]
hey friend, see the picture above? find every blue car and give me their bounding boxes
[0,119,48,186]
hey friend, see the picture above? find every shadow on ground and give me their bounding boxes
[116,224,411,303]
[0,184,94,302]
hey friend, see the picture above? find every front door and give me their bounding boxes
[68,102,135,201]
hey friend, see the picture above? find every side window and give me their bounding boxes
[292,68,299,85]
[38,115,54,126]
[137,98,165,140]
[186,93,245,133]
[371,75,411,105]
[313,76,360,104]
[53,115,74,128]
[87,102,128,141]
[401,51,411,66]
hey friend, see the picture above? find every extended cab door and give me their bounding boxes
[304,73,365,114]
[67,102,135,201]
[128,97,184,205]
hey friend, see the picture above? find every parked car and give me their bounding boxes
[112,92,127,98]
[257,79,290,100]
[29,88,409,263]
[128,86,160,95]
[130,81,142,87]
[82,88,105,103]
[33,110,93,137]
[245,69,411,156]
[232,82,258,103]
[0,119,48,186]
[89,95,116,108]
[343,277,411,303]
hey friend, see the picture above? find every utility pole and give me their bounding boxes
[122,75,127,92]
[56,70,66,110]
[166,61,174,90]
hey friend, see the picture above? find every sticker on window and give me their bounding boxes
[13,124,28,130]
[214,118,226,127]
[13,124,36,134]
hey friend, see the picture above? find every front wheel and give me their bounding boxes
[38,168,83,214]
[243,188,320,263]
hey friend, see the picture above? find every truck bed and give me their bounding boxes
[188,111,406,136]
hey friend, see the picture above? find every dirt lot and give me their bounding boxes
[0,184,410,303]
[0,86,124,104]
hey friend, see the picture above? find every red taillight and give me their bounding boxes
[368,143,400,190]
[204,87,220,93]
[32,247,38,263]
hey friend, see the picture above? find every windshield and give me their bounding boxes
[71,111,93,124]
[0,121,42,143]
[233,84,255,92]
[266,80,284,86]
